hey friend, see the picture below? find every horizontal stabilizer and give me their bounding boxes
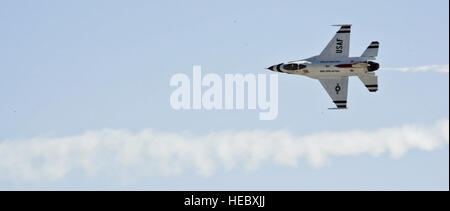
[361,41,379,59]
[358,73,378,92]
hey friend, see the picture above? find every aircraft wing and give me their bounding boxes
[319,77,349,109]
[318,25,351,59]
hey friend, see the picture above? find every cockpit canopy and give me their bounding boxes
[282,63,307,71]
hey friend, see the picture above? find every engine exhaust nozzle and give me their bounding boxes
[368,61,380,72]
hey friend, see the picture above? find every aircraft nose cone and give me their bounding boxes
[267,66,274,71]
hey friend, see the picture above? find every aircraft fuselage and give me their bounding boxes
[268,57,379,79]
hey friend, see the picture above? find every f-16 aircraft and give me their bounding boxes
[267,24,380,109]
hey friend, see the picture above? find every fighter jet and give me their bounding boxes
[267,24,380,109]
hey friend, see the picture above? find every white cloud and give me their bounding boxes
[0,119,448,183]
[381,64,449,73]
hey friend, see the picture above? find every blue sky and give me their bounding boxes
[0,0,448,190]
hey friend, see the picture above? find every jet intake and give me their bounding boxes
[367,61,380,72]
